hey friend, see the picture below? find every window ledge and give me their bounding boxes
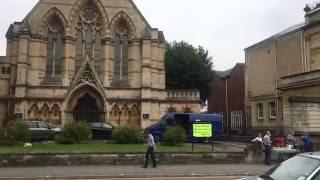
[269,117,276,120]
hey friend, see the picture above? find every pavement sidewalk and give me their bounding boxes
[0,164,273,179]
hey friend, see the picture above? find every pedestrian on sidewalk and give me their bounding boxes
[286,131,296,148]
[302,132,313,152]
[252,132,263,143]
[143,130,157,168]
[263,130,272,165]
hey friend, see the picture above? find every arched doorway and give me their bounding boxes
[73,93,102,122]
[67,85,105,123]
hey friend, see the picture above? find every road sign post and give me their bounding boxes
[192,123,214,151]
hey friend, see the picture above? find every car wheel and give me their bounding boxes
[154,134,161,144]
[54,133,59,140]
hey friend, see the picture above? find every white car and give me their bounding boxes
[240,152,320,180]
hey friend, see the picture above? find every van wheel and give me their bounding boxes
[154,135,160,144]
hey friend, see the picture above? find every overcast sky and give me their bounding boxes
[0,0,315,70]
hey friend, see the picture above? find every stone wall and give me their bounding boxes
[0,152,245,167]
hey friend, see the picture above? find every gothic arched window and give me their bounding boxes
[75,3,103,75]
[114,20,129,81]
[46,17,64,77]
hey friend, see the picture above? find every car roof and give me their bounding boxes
[299,152,320,160]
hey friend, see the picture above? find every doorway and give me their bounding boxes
[73,93,102,122]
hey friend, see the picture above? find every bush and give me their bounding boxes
[162,126,186,146]
[55,121,91,144]
[0,128,10,146]
[112,126,144,144]
[0,122,30,146]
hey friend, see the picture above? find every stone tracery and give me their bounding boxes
[46,16,64,77]
[75,2,103,75]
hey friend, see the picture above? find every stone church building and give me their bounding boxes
[0,0,200,128]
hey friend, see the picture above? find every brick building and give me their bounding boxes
[208,63,245,134]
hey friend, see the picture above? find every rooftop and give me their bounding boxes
[245,22,305,50]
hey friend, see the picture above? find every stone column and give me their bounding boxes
[141,39,152,129]
[15,32,29,98]
[130,41,141,88]
[102,38,113,87]
[158,42,166,90]
[62,36,75,86]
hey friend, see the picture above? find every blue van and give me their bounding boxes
[146,113,224,142]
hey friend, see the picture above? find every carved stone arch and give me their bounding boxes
[29,104,39,120]
[120,104,130,126]
[66,84,106,112]
[51,104,61,125]
[167,106,177,113]
[40,103,50,121]
[110,104,120,127]
[183,107,193,113]
[38,7,68,35]
[110,11,137,39]
[69,0,109,36]
[130,104,140,127]
[66,84,106,123]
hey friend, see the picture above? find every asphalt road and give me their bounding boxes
[88,177,246,180]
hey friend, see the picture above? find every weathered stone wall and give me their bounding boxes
[0,152,245,167]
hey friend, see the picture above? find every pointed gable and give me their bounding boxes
[67,55,106,99]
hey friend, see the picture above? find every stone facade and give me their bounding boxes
[245,3,320,135]
[0,0,200,128]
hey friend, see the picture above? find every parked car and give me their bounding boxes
[24,121,61,141]
[88,122,113,139]
[240,152,320,180]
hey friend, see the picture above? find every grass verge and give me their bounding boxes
[0,143,212,154]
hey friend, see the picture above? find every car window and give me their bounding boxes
[266,156,320,180]
[103,124,112,128]
[28,122,37,128]
[166,119,174,126]
[38,122,49,128]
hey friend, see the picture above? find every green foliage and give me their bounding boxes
[0,128,10,146]
[111,126,144,144]
[0,122,30,146]
[162,126,186,146]
[165,41,214,100]
[55,121,91,144]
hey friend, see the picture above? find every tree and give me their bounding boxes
[165,41,214,100]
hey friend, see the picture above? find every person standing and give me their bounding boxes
[252,132,263,143]
[144,131,157,168]
[286,131,296,148]
[263,131,272,165]
[302,132,312,152]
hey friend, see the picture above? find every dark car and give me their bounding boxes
[25,121,61,141]
[240,152,320,180]
[88,122,113,139]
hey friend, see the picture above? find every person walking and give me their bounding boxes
[263,131,272,165]
[143,131,157,168]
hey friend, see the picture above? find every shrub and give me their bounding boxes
[112,126,144,144]
[0,122,30,146]
[162,126,186,146]
[55,121,91,144]
[0,128,10,146]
